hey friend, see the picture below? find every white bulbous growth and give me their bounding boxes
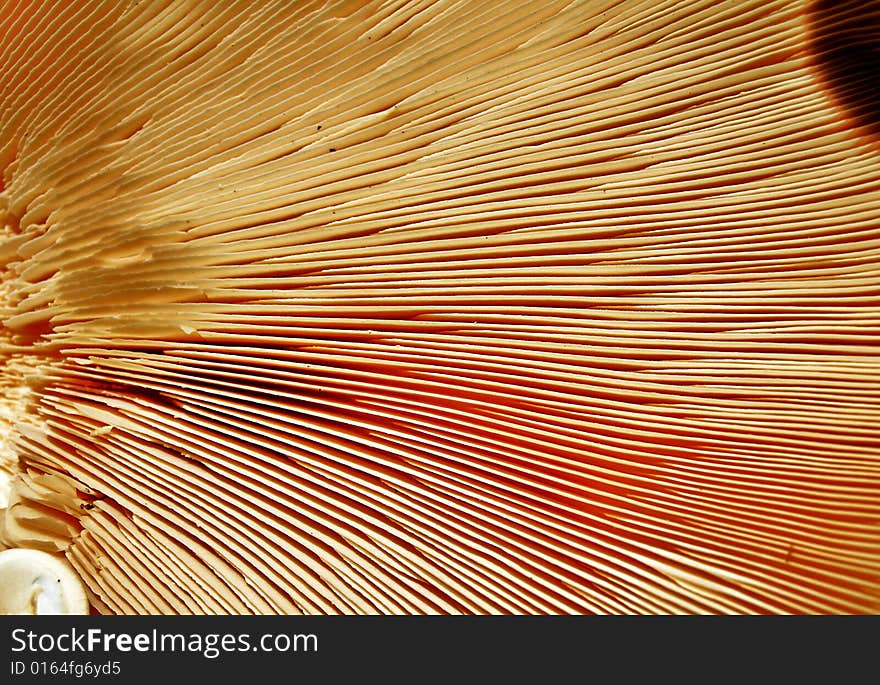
[0,548,89,615]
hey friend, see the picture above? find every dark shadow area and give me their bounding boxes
[806,0,880,142]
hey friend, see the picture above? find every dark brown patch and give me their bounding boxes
[806,0,880,142]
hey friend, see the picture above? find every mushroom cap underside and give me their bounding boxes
[1,0,878,614]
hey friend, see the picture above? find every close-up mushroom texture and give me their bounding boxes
[1,0,878,615]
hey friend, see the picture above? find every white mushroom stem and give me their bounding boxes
[0,548,89,615]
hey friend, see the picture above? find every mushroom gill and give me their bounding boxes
[1,0,878,615]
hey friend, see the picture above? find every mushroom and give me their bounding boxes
[1,0,878,614]
[0,548,89,614]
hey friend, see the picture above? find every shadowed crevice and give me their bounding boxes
[806,0,880,143]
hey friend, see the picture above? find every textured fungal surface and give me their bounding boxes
[1,0,879,614]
